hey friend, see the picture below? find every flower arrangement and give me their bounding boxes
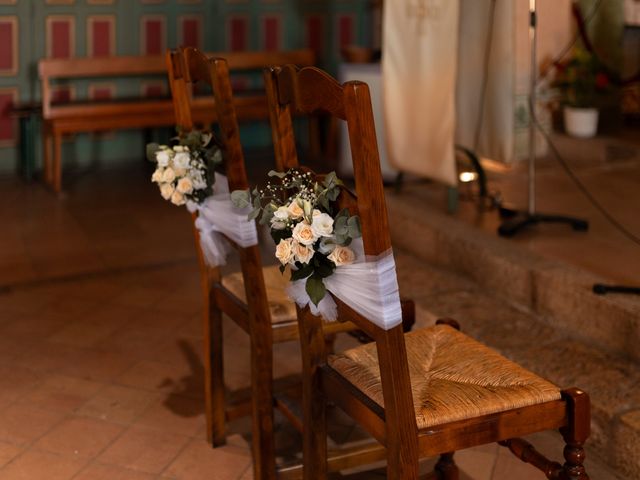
[146,130,222,207]
[552,47,614,109]
[231,169,362,306]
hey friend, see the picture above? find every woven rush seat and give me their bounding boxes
[328,324,561,429]
[222,265,296,324]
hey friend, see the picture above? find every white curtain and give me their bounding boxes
[382,0,460,186]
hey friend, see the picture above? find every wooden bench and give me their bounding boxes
[39,49,315,193]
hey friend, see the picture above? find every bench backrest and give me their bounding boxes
[39,49,315,118]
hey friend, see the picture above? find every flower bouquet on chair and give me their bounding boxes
[231,169,366,320]
[146,130,257,267]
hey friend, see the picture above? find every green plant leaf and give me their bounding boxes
[146,143,160,162]
[268,170,286,179]
[347,216,362,238]
[231,189,251,208]
[248,207,261,221]
[305,275,326,307]
[291,263,314,281]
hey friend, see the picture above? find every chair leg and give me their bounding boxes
[205,298,226,447]
[249,323,276,480]
[560,388,590,480]
[435,452,459,480]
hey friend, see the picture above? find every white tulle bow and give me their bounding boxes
[286,238,403,331]
[188,173,258,266]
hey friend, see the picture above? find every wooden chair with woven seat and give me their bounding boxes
[263,63,591,480]
[165,47,417,480]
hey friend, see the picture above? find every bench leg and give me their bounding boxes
[43,126,53,186]
[53,133,62,193]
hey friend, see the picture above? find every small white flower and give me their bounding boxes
[275,238,294,265]
[176,177,193,194]
[171,190,186,206]
[151,168,164,183]
[328,245,356,266]
[292,221,318,246]
[156,150,170,167]
[160,183,174,200]
[293,242,314,264]
[173,152,190,170]
[162,167,176,183]
[273,206,289,221]
[311,212,334,238]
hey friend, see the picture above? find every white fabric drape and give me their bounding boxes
[287,238,403,331]
[188,173,258,266]
[382,0,460,186]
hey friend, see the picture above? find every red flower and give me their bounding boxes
[595,72,609,89]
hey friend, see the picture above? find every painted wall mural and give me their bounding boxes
[0,0,372,171]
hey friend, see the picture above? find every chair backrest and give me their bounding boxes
[263,64,418,436]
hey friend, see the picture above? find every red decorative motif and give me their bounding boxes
[229,17,247,52]
[263,16,280,52]
[89,17,114,57]
[49,18,74,59]
[142,17,165,55]
[0,18,16,74]
[306,15,323,54]
[338,15,354,48]
[0,90,16,144]
[181,16,201,49]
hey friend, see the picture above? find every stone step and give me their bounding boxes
[391,233,640,478]
[386,186,640,363]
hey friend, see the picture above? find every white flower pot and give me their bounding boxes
[563,106,599,138]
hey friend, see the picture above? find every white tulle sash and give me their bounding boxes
[287,238,403,330]
[188,174,258,266]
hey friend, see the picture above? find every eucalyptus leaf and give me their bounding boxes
[230,189,251,208]
[347,216,362,238]
[248,207,261,221]
[268,170,286,179]
[146,143,160,162]
[305,275,327,306]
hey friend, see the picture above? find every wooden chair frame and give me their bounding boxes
[263,64,591,480]
[166,48,377,480]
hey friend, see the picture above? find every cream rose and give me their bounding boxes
[151,168,164,183]
[162,167,176,183]
[171,190,186,206]
[292,221,318,246]
[173,152,190,170]
[273,206,289,221]
[293,242,314,264]
[156,150,170,167]
[287,200,304,219]
[160,183,174,200]
[176,177,193,194]
[311,212,334,238]
[275,238,294,265]
[328,245,355,266]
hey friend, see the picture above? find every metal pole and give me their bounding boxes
[528,0,537,215]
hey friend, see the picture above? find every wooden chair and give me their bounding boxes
[263,64,591,480]
[166,48,417,480]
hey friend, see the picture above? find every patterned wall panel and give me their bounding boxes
[0,0,372,170]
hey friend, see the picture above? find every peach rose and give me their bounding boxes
[292,221,318,246]
[275,238,294,265]
[287,200,304,219]
[293,242,314,264]
[328,245,355,266]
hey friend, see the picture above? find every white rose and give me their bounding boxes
[176,177,193,194]
[160,183,174,200]
[173,145,186,152]
[287,200,304,219]
[190,171,207,190]
[293,242,314,264]
[311,212,334,238]
[151,168,164,183]
[275,238,294,265]
[171,190,186,206]
[162,167,176,183]
[273,206,289,221]
[173,152,190,170]
[292,221,318,246]
[156,150,170,167]
[271,221,287,230]
[328,245,356,266]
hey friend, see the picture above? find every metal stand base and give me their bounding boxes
[497,207,589,237]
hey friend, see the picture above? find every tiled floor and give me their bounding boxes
[0,161,626,479]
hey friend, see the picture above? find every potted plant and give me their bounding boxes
[552,48,614,138]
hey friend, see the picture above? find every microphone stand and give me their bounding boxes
[497,0,589,237]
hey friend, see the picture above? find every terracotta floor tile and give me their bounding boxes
[0,405,64,447]
[0,450,87,480]
[48,318,124,348]
[0,442,22,469]
[0,311,69,338]
[134,395,205,437]
[0,365,42,409]
[75,385,158,424]
[164,439,251,480]
[115,360,201,397]
[33,417,124,459]
[21,374,105,414]
[97,425,190,474]
[73,463,156,480]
